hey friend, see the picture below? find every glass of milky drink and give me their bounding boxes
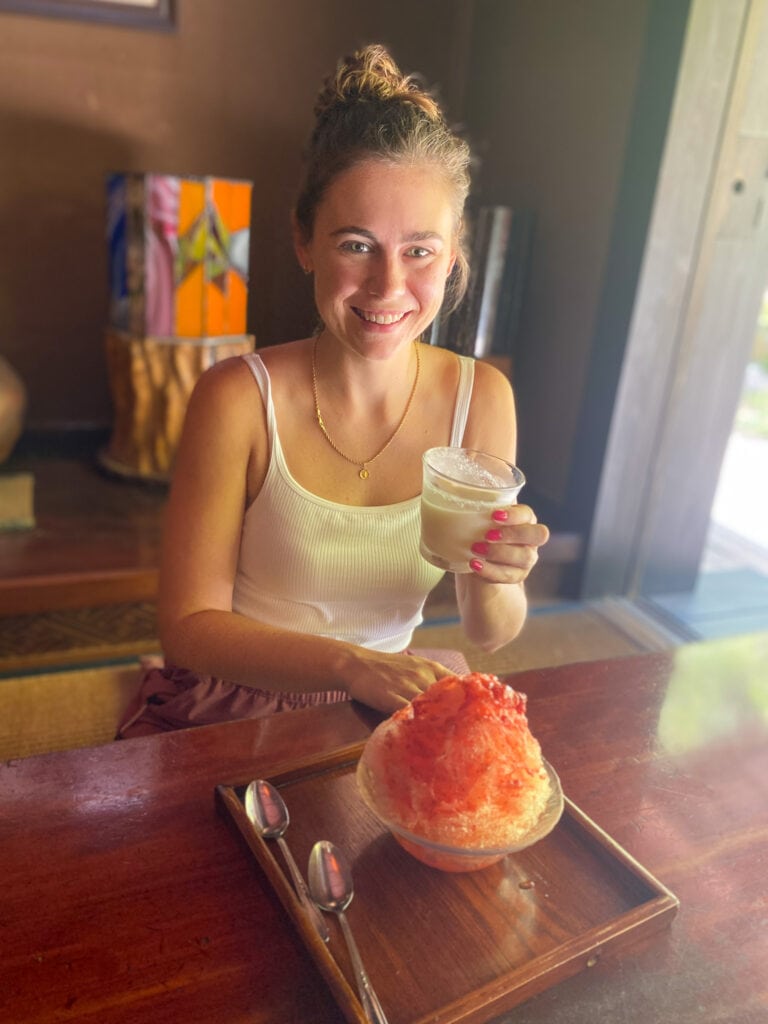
[420,447,526,573]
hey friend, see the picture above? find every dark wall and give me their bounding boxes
[0,0,469,428]
[464,0,654,512]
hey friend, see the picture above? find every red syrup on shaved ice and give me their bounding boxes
[357,672,560,871]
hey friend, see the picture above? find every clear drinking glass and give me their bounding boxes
[420,447,525,573]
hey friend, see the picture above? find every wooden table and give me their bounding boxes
[2,632,766,1023]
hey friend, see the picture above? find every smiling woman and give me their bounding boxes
[299,161,457,361]
[115,43,551,738]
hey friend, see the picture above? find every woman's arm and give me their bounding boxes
[158,357,448,712]
[454,362,550,651]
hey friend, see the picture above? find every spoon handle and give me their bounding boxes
[337,911,389,1024]
[276,836,330,943]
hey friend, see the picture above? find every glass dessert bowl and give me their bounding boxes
[356,757,564,873]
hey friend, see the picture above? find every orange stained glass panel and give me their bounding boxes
[228,181,252,232]
[227,270,248,334]
[177,178,205,236]
[205,274,226,337]
[210,178,252,233]
[175,263,204,337]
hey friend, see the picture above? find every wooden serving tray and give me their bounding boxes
[216,743,678,1024]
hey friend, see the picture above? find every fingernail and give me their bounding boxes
[485,529,503,541]
[492,509,509,522]
[471,542,489,555]
[469,559,484,572]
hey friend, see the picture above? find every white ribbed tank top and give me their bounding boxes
[231,351,475,652]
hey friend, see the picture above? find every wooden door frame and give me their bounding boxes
[582,0,768,597]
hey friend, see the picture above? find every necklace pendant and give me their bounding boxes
[359,467,370,480]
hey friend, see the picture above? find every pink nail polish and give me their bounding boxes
[469,559,484,572]
[485,528,503,541]
[492,509,509,522]
[471,542,489,555]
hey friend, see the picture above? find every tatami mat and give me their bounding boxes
[0,662,141,760]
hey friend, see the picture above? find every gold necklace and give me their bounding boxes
[311,338,421,480]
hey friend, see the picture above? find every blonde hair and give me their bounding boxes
[295,44,471,312]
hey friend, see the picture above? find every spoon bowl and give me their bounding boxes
[245,777,290,837]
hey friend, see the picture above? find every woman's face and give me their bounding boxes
[297,159,458,359]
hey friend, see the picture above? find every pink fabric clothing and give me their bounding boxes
[116,648,470,739]
[116,657,348,738]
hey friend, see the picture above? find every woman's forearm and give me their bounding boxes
[455,575,528,652]
[160,609,356,694]
[159,608,453,713]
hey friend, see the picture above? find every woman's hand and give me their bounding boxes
[339,649,451,714]
[466,504,550,585]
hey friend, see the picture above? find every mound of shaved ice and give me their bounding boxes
[359,672,551,849]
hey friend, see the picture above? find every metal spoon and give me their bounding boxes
[308,840,389,1024]
[245,779,329,943]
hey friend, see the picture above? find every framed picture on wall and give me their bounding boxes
[0,0,174,30]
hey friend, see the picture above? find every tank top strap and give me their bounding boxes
[449,354,475,446]
[241,352,275,449]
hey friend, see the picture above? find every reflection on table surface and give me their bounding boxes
[1,631,766,1024]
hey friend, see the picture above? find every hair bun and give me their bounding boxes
[296,43,471,311]
[314,43,442,123]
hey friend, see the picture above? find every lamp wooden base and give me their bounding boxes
[101,329,255,482]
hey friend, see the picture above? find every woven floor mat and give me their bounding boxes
[0,601,160,676]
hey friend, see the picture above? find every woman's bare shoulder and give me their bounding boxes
[188,343,305,406]
[421,347,514,403]
[472,358,515,401]
[194,352,255,390]
[464,358,517,456]
[186,340,313,431]
[182,355,264,439]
